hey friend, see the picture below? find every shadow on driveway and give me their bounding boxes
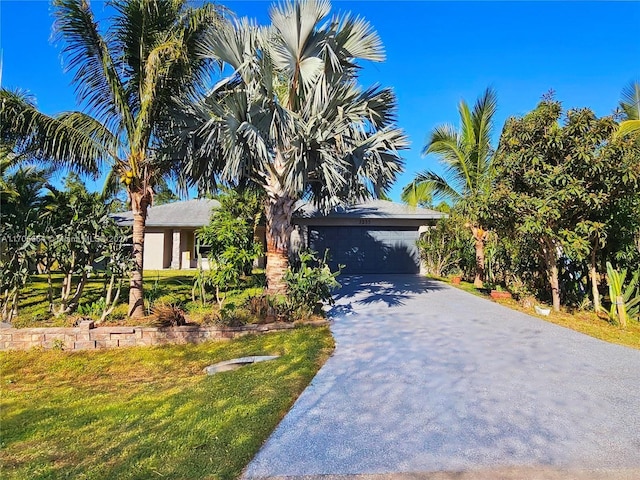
[245,275,640,479]
[331,274,445,314]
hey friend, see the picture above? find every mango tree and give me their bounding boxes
[490,97,640,311]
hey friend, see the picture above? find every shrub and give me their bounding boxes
[77,298,107,318]
[151,303,187,328]
[219,306,253,327]
[244,293,290,323]
[600,262,640,327]
[417,216,471,277]
[284,250,341,316]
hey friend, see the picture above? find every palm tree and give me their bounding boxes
[178,0,408,291]
[616,81,640,138]
[0,0,224,317]
[404,88,498,287]
[401,180,435,208]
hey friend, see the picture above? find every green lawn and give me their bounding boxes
[0,326,334,479]
[12,270,265,328]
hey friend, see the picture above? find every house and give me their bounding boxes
[112,199,220,270]
[292,200,444,274]
[114,198,444,273]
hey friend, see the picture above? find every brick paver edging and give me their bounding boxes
[0,320,328,351]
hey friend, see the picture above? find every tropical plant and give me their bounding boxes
[615,81,640,139]
[416,217,469,278]
[151,302,187,328]
[0,0,225,317]
[403,88,498,287]
[94,220,134,323]
[283,249,341,317]
[207,247,252,308]
[175,0,407,292]
[40,178,118,316]
[600,262,640,327]
[0,164,52,321]
[0,220,37,322]
[197,188,263,275]
[400,180,435,209]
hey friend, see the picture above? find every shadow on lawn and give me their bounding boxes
[1,328,331,480]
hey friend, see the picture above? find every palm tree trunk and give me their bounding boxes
[474,237,485,288]
[128,190,149,318]
[471,226,486,288]
[265,194,296,293]
[589,248,601,312]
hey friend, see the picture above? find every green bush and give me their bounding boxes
[284,250,341,316]
[77,298,107,318]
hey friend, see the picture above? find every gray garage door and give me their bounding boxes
[308,226,420,274]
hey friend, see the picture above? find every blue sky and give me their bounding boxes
[2,1,639,201]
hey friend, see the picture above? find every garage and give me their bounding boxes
[293,199,445,275]
[308,226,420,274]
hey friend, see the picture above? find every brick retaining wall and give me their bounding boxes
[0,320,325,351]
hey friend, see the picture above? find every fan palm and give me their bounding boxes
[0,0,224,317]
[179,0,408,291]
[404,88,497,287]
[616,81,640,138]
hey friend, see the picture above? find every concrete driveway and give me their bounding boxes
[244,275,640,479]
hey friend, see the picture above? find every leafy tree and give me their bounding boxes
[197,188,263,277]
[0,0,225,317]
[0,165,52,321]
[176,0,407,292]
[94,220,135,322]
[403,88,498,287]
[196,189,262,307]
[41,176,119,315]
[490,98,640,311]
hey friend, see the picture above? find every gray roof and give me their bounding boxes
[112,198,220,227]
[294,199,445,220]
[112,198,443,228]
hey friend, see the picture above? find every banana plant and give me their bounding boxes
[600,262,640,327]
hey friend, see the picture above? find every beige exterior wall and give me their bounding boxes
[143,230,168,270]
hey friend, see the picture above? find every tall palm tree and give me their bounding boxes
[616,81,640,138]
[0,0,224,317]
[178,0,408,291]
[404,88,497,287]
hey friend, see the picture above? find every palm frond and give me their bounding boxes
[53,0,134,137]
[620,80,640,121]
[415,87,498,203]
[0,88,112,175]
[412,170,461,202]
[401,179,434,207]
[615,119,640,139]
[330,12,384,63]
